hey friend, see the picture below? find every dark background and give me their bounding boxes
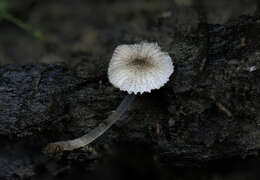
[0,0,259,65]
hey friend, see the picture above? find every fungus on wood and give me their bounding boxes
[43,42,174,154]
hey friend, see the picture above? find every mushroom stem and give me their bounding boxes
[43,94,135,154]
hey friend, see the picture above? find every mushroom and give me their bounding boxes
[43,42,174,154]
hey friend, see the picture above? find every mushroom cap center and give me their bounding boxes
[127,58,154,70]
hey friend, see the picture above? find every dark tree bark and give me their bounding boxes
[0,15,260,179]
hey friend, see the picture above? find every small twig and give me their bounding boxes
[0,12,49,43]
[216,102,232,117]
[199,57,208,72]
[33,76,42,91]
[43,94,135,154]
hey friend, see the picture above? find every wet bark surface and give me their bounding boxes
[1,0,260,180]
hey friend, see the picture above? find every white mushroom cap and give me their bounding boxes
[108,42,174,94]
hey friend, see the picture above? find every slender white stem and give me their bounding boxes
[43,94,135,154]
